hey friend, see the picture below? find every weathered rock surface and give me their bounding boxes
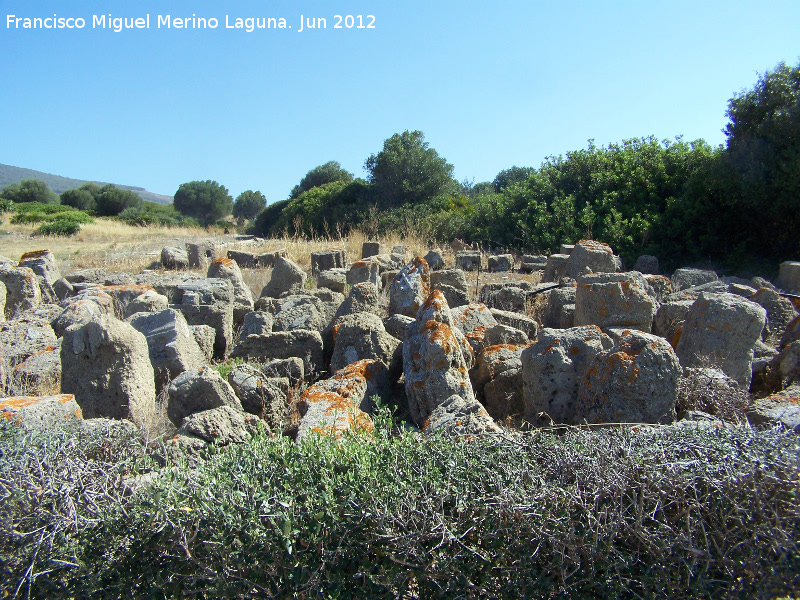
[166,366,242,426]
[576,331,681,424]
[362,242,381,259]
[175,405,264,444]
[676,292,767,388]
[330,312,402,376]
[777,261,800,293]
[311,249,347,275]
[451,302,498,357]
[241,311,273,336]
[522,326,613,426]
[383,314,414,340]
[488,254,513,272]
[543,285,576,329]
[0,265,41,318]
[262,357,304,387]
[404,291,475,427]
[455,250,482,271]
[422,394,502,437]
[483,324,529,347]
[332,282,380,320]
[261,256,307,298]
[424,249,445,270]
[347,260,381,287]
[751,287,797,339]
[19,250,61,303]
[161,246,189,270]
[12,341,62,394]
[565,240,617,279]
[175,278,234,360]
[317,268,347,293]
[61,314,156,424]
[190,325,215,362]
[207,257,254,325]
[388,257,431,318]
[0,394,83,430]
[265,294,328,333]
[746,385,800,433]
[672,268,719,292]
[128,309,206,392]
[231,330,324,378]
[187,240,217,268]
[543,254,570,282]
[1,312,58,367]
[574,271,657,332]
[490,308,539,340]
[295,360,376,442]
[228,364,290,429]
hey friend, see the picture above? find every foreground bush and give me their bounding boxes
[1,418,798,599]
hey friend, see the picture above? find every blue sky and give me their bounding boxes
[1,0,798,203]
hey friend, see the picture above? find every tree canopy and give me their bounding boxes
[721,60,800,258]
[93,184,142,216]
[60,182,101,212]
[0,178,59,204]
[233,190,267,221]
[364,130,458,207]
[173,180,233,226]
[290,161,353,199]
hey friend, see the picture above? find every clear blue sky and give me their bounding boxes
[1,0,798,203]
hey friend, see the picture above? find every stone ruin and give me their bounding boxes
[2,237,799,458]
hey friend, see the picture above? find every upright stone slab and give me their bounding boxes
[566,240,616,279]
[231,330,324,378]
[488,254,513,272]
[175,278,234,360]
[777,261,800,293]
[455,250,482,271]
[522,325,613,426]
[671,268,719,292]
[127,309,206,393]
[362,242,381,259]
[161,246,189,270]
[404,290,475,427]
[187,240,217,268]
[543,254,570,282]
[330,312,401,375]
[676,292,767,388]
[347,260,381,288]
[207,257,254,325]
[633,255,660,274]
[0,265,41,319]
[261,256,306,298]
[389,257,431,318]
[576,331,681,424]
[61,314,156,424]
[19,250,61,303]
[166,366,242,426]
[574,271,656,332]
[424,249,445,271]
[311,249,347,275]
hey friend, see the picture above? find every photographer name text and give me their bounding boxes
[5,13,375,33]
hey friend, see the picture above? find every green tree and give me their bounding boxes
[364,130,458,207]
[493,166,534,192]
[94,184,142,216]
[290,161,353,199]
[0,178,58,204]
[233,190,267,222]
[60,182,101,212]
[173,180,233,226]
[722,60,800,259]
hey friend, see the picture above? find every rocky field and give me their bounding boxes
[1,227,798,598]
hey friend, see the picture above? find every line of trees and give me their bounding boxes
[251,60,800,269]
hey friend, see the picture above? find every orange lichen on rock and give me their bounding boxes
[210,257,235,267]
[20,249,52,261]
[423,320,459,354]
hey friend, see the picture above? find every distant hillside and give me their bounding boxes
[0,163,173,205]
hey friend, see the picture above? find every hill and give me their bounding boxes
[0,163,173,205]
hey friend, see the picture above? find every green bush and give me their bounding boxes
[118,202,194,227]
[12,202,77,215]
[34,219,83,236]
[12,210,93,225]
[2,416,798,599]
[0,178,59,205]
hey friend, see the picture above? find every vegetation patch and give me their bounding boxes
[1,413,798,599]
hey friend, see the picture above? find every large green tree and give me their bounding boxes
[364,130,458,207]
[721,60,800,259]
[233,190,267,222]
[60,182,101,212]
[173,180,233,226]
[290,161,353,199]
[0,178,59,204]
[94,184,142,216]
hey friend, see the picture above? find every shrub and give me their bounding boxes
[0,178,59,204]
[34,219,83,236]
[12,210,93,225]
[118,202,193,227]
[1,417,798,599]
[94,185,143,216]
[173,180,233,226]
[12,202,77,215]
